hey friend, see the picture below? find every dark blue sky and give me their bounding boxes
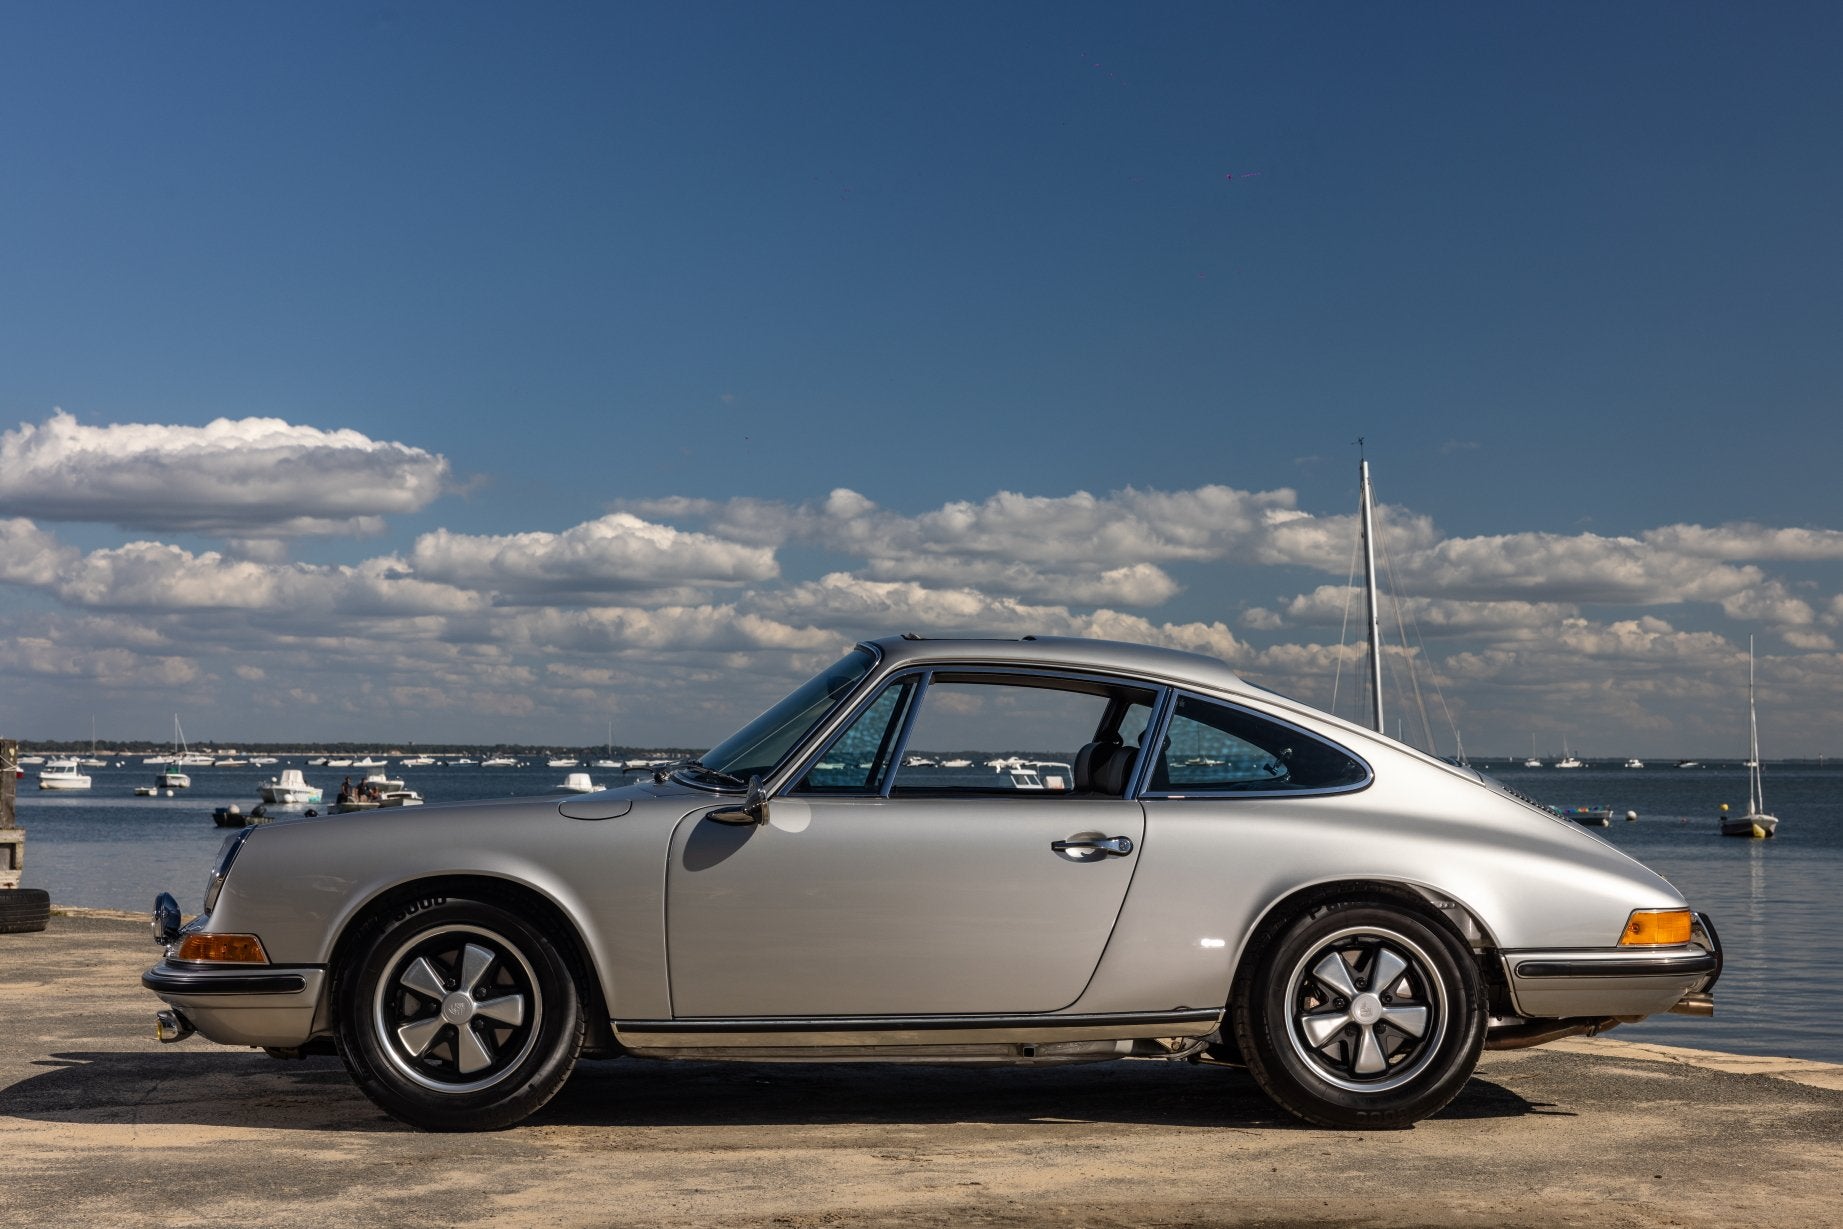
[2,3,1840,751]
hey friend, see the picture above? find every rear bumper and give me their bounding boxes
[142,961,325,1048]
[1501,912,1722,1019]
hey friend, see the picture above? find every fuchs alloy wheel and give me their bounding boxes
[336,897,584,1130]
[1233,900,1484,1128]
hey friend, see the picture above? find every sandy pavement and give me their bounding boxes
[4,913,1841,1228]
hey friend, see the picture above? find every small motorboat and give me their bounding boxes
[331,789,424,813]
[38,759,93,791]
[1545,804,1615,827]
[260,769,323,805]
[556,772,603,793]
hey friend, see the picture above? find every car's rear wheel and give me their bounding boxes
[335,896,584,1130]
[1232,899,1483,1128]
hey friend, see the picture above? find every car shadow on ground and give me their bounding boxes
[4,1050,1551,1132]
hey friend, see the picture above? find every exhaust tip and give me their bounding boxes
[154,1009,195,1043]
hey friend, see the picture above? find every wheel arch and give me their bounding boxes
[1228,877,1497,1007]
[326,873,617,1056]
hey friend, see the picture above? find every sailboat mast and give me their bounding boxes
[1749,636,1762,813]
[1359,456,1385,734]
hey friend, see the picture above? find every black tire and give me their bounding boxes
[1232,899,1484,1129]
[0,887,51,934]
[334,896,584,1131]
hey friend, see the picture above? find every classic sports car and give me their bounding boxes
[144,635,1720,1130]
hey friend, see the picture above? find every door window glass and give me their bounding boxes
[1149,694,1369,794]
[891,674,1153,795]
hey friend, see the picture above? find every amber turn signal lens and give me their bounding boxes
[1619,909,1692,946]
[175,932,269,963]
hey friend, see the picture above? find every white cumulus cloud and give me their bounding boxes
[409,513,780,601]
[0,410,450,536]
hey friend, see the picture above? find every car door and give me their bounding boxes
[664,670,1157,1018]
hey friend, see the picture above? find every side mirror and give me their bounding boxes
[706,775,770,826]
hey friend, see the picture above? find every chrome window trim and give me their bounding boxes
[1138,689,1374,801]
[877,670,931,798]
[1123,686,1177,800]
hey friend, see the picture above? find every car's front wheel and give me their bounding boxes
[1233,899,1484,1128]
[335,896,584,1131]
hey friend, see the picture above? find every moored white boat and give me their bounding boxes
[260,769,323,806]
[1722,638,1779,839]
[331,789,424,812]
[556,771,603,793]
[155,715,194,789]
[1624,757,1645,768]
[37,759,92,790]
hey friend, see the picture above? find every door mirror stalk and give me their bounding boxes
[707,775,770,825]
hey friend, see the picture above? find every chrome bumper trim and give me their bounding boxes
[1515,953,1717,979]
[142,967,308,995]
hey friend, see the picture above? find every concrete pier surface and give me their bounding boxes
[6,913,1842,1229]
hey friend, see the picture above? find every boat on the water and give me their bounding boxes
[1624,757,1645,769]
[482,756,517,767]
[556,771,603,793]
[155,714,193,789]
[37,759,92,791]
[331,789,424,812]
[1722,638,1778,839]
[1553,739,1584,769]
[1546,804,1615,827]
[260,769,323,806]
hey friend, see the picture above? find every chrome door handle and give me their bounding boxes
[1051,835,1134,856]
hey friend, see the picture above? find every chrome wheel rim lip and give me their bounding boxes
[372,922,543,1094]
[1281,923,1448,1095]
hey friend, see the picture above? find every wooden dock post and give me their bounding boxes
[0,739,22,890]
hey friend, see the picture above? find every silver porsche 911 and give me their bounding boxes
[143,635,1720,1131]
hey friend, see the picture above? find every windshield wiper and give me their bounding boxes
[660,759,749,789]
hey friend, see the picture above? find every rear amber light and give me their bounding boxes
[1619,909,1692,946]
[175,933,269,964]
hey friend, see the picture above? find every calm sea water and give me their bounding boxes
[13,758,1841,1064]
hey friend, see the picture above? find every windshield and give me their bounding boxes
[695,646,878,785]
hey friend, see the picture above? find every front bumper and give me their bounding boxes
[1500,912,1723,1019]
[142,960,326,1048]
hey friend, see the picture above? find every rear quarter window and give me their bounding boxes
[1147,694,1369,795]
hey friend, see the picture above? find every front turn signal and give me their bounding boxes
[175,932,269,964]
[1619,909,1692,946]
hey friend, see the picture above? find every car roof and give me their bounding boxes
[860,633,1250,695]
